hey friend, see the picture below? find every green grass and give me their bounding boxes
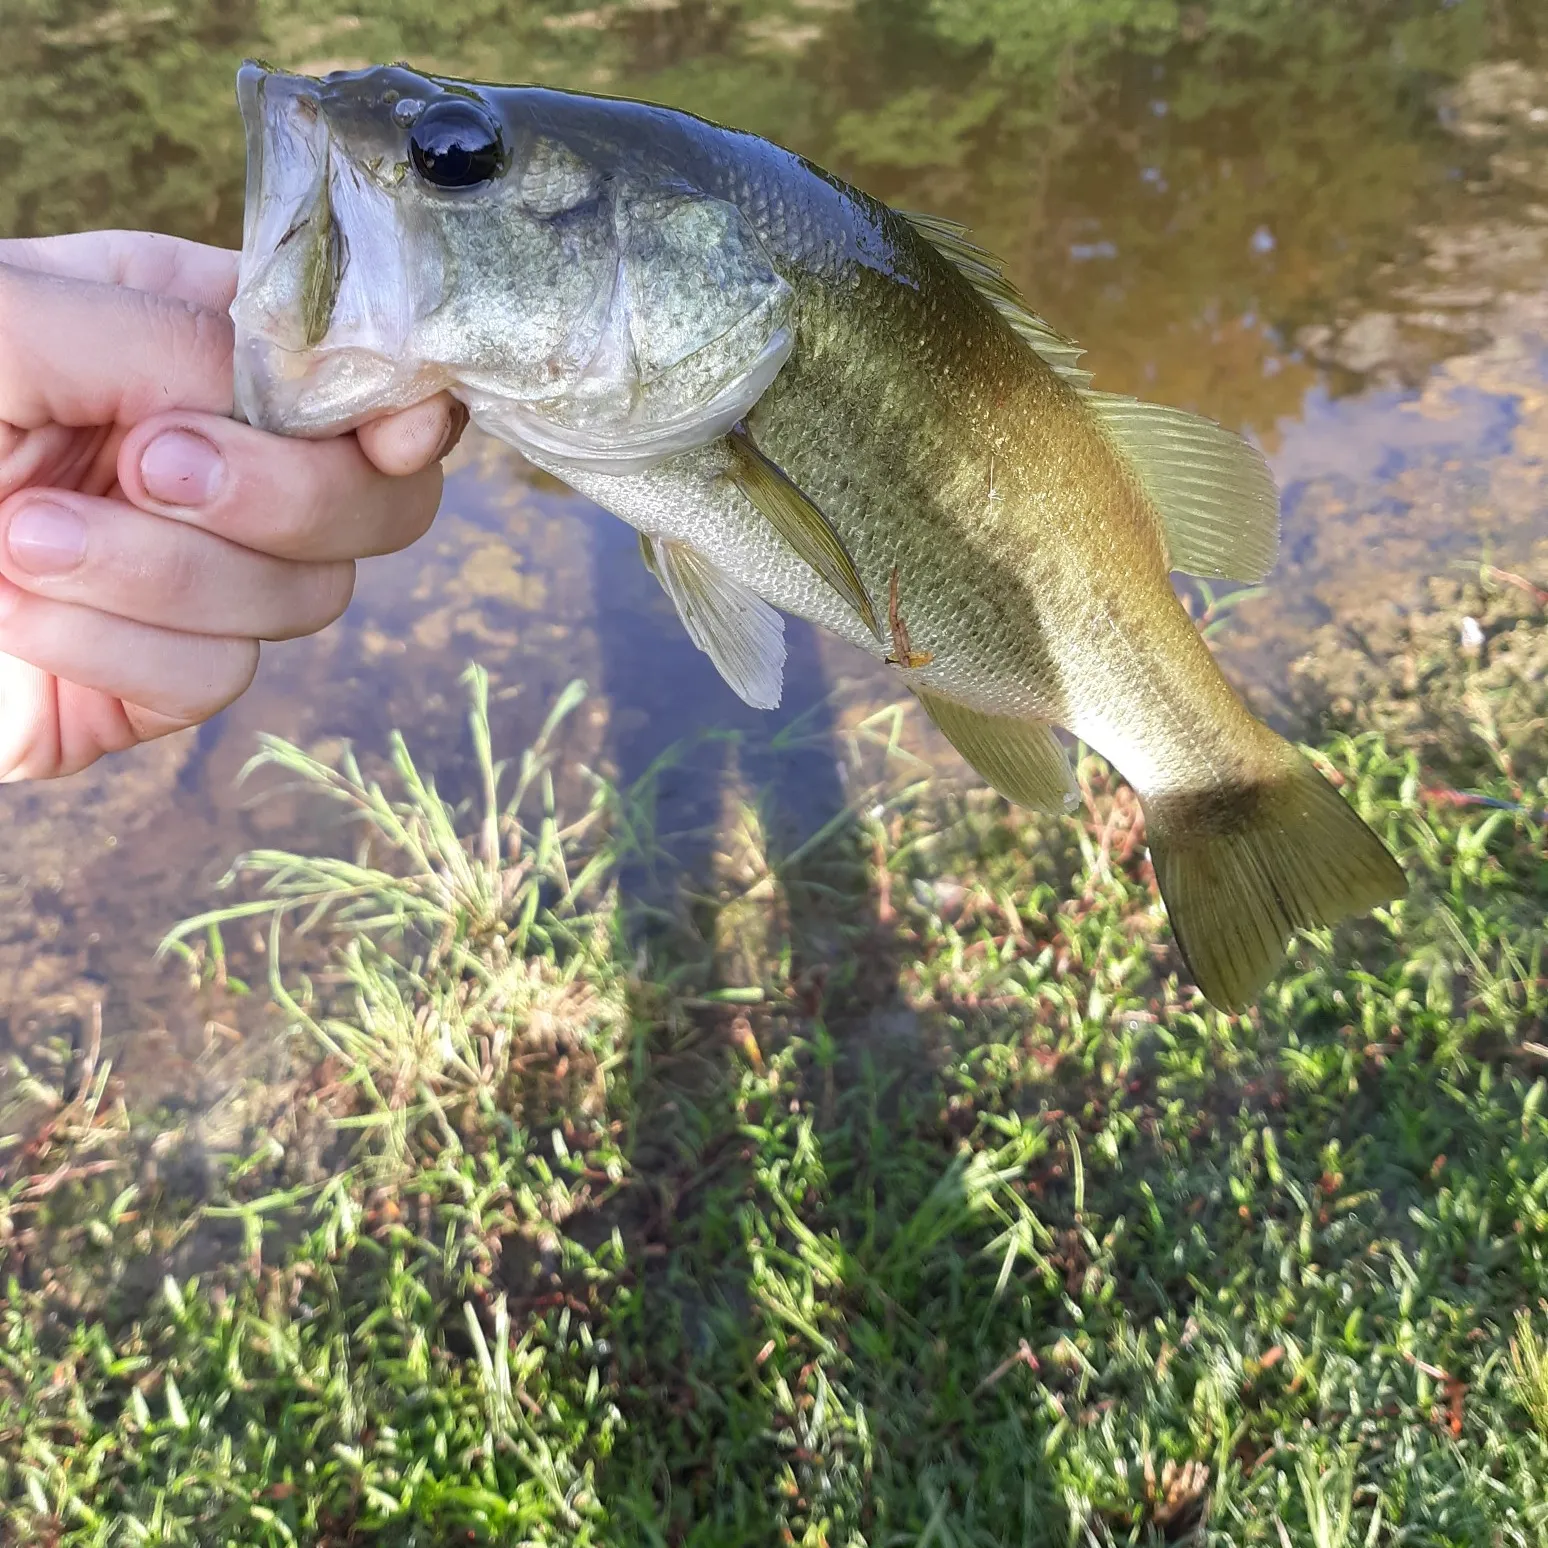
[3,565,1548,1547]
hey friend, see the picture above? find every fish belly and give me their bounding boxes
[534,448,886,654]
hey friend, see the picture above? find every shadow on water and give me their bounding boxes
[580,465,849,898]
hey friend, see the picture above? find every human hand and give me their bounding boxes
[0,230,465,780]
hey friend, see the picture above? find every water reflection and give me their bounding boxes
[0,0,1545,1097]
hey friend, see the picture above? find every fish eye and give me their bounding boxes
[408,100,504,189]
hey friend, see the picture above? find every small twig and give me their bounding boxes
[973,1338,1039,1395]
[1421,787,1548,821]
[1483,564,1548,606]
[18,1158,122,1201]
[75,1001,103,1106]
[885,566,933,669]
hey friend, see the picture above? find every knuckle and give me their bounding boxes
[360,466,442,557]
[221,638,261,706]
[0,260,32,322]
[0,266,20,339]
[228,435,333,558]
[152,534,210,609]
[0,573,30,629]
[262,560,354,642]
[319,561,357,625]
[0,640,58,781]
[167,637,258,722]
[405,469,444,542]
[140,293,233,418]
[273,484,327,557]
[175,300,235,402]
[1,728,60,782]
[292,561,355,637]
[0,268,32,407]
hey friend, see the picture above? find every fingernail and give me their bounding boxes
[436,400,470,463]
[141,429,225,507]
[8,502,86,576]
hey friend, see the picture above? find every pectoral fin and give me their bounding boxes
[726,423,881,638]
[916,689,1078,815]
[645,535,786,710]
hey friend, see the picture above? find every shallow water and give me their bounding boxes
[1,0,1545,1102]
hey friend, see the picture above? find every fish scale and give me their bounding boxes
[231,60,1406,1010]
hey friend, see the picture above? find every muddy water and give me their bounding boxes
[1,0,1545,1106]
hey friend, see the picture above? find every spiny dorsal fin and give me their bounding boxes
[726,423,881,638]
[900,210,1092,388]
[644,535,786,709]
[1084,392,1280,583]
[916,689,1078,816]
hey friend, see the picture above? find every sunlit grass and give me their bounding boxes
[3,566,1548,1545]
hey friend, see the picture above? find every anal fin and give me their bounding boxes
[916,689,1078,815]
[644,535,786,710]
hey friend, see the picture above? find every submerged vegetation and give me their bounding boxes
[3,563,1548,1545]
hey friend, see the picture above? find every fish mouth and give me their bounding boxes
[231,62,342,426]
[235,60,269,238]
[235,62,331,291]
[230,61,446,435]
[235,61,285,259]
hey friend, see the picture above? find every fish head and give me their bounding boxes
[232,62,795,470]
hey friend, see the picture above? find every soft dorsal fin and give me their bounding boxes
[915,689,1078,816]
[642,534,786,709]
[902,209,1280,585]
[900,210,1092,389]
[1084,393,1280,583]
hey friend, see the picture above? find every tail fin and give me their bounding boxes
[1141,751,1405,1012]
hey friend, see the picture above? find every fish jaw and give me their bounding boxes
[464,322,794,476]
[232,62,449,436]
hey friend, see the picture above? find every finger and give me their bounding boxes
[0,578,258,729]
[0,652,60,780]
[0,262,233,431]
[0,231,238,310]
[356,394,469,477]
[117,411,444,563]
[0,654,164,782]
[0,490,356,641]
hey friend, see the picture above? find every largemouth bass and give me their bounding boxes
[230,61,1404,1011]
